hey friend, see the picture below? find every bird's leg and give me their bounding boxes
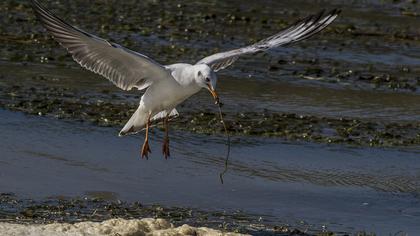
[162,114,170,159]
[141,113,152,159]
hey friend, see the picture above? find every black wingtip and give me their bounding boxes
[31,0,43,11]
[314,9,326,22]
[296,8,340,28]
[330,8,342,16]
[319,8,341,18]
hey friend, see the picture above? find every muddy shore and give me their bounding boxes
[1,0,419,148]
[1,0,420,92]
[0,193,329,236]
[0,73,419,147]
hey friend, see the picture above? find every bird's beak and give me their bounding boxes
[207,83,219,104]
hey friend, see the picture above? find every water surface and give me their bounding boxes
[1,109,419,235]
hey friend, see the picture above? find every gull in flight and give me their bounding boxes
[31,0,340,159]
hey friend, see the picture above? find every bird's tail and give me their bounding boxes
[119,107,178,136]
[119,106,147,136]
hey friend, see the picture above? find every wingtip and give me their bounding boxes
[320,9,341,18]
[30,0,37,10]
[30,0,48,18]
[314,9,326,22]
[31,0,42,10]
[309,8,342,19]
[330,8,342,16]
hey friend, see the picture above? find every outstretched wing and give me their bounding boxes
[31,0,171,91]
[196,9,340,72]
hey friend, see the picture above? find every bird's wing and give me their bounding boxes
[196,9,340,72]
[31,0,171,91]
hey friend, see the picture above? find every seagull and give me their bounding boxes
[31,0,340,159]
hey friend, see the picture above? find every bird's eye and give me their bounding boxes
[205,77,210,82]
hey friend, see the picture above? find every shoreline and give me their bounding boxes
[0,79,419,148]
[0,193,318,236]
[0,218,248,236]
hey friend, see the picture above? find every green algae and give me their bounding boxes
[0,82,418,148]
[0,193,325,236]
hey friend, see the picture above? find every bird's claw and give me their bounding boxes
[141,140,151,159]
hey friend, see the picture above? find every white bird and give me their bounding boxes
[31,0,340,159]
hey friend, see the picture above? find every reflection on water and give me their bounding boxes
[214,77,420,122]
[1,109,420,234]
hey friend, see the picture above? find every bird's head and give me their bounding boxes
[194,64,219,104]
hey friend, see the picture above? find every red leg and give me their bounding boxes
[162,114,170,159]
[141,113,152,159]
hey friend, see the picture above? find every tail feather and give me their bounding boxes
[118,108,179,136]
[119,107,147,136]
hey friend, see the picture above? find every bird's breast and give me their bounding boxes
[142,81,200,112]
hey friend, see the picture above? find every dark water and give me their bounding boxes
[1,109,419,234]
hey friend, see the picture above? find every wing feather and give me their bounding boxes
[32,0,171,91]
[196,9,340,72]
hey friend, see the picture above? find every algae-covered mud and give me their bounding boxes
[0,0,419,147]
[1,63,419,147]
[1,0,420,235]
[0,193,305,235]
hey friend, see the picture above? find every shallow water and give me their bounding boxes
[1,109,419,234]
[2,62,420,123]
